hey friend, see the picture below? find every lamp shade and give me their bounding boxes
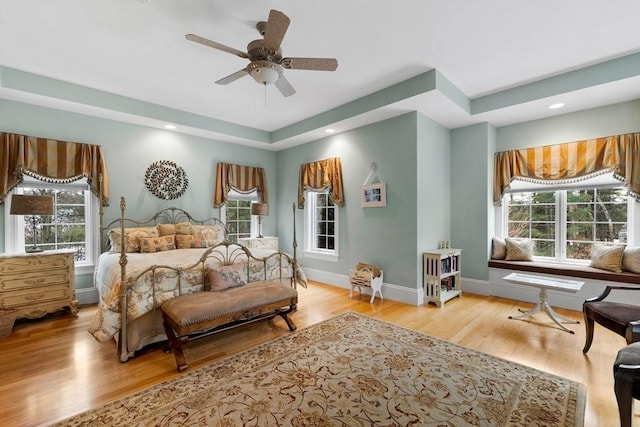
[10,195,54,216]
[251,202,269,216]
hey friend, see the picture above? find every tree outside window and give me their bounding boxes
[506,187,628,261]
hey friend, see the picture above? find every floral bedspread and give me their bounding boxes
[88,247,306,343]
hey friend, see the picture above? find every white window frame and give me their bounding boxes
[4,177,100,275]
[218,189,259,240]
[304,189,339,262]
[496,177,639,264]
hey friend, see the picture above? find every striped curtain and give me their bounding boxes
[0,132,109,205]
[298,157,344,208]
[493,132,640,205]
[213,162,268,208]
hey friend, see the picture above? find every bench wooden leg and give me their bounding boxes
[277,305,297,331]
[162,313,189,372]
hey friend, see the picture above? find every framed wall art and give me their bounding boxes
[361,182,386,207]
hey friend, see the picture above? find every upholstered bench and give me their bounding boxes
[162,279,298,372]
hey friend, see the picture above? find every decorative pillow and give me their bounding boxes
[139,235,176,253]
[622,247,640,274]
[191,224,225,247]
[175,222,192,235]
[505,238,534,261]
[356,262,381,278]
[157,223,176,236]
[208,264,247,291]
[491,237,507,260]
[590,243,625,273]
[175,234,208,249]
[108,227,159,253]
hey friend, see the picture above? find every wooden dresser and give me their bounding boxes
[0,250,79,319]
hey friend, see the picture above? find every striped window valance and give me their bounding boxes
[298,157,345,208]
[493,132,640,205]
[0,132,109,205]
[213,162,268,208]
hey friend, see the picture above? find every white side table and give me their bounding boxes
[503,272,584,333]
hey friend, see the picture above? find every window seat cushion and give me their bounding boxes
[488,260,640,284]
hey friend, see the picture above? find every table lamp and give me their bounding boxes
[10,194,54,252]
[251,202,269,238]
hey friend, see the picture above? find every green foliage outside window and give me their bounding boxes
[506,187,628,261]
[315,192,335,250]
[226,200,252,242]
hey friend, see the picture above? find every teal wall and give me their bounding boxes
[450,123,495,281]
[276,112,449,289]
[416,113,451,284]
[0,99,278,288]
[496,100,640,151]
[2,96,639,297]
[448,99,640,284]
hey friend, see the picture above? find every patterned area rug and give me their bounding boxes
[55,312,585,426]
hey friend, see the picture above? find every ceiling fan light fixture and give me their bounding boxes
[248,61,282,85]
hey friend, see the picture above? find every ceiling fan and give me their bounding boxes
[185,9,338,97]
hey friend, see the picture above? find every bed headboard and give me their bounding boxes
[101,206,227,252]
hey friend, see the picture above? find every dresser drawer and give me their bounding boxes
[0,284,72,308]
[0,254,72,275]
[0,250,78,320]
[0,271,71,291]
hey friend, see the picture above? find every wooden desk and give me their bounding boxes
[503,272,584,333]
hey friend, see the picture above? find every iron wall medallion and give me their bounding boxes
[144,160,189,200]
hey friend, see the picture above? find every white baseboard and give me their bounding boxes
[303,267,423,305]
[303,267,640,311]
[76,287,98,305]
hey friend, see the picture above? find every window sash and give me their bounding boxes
[503,186,634,263]
[219,189,258,241]
[304,190,338,260]
[5,180,99,272]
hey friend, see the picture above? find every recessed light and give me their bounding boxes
[164,124,176,130]
[549,103,565,110]
[325,128,335,133]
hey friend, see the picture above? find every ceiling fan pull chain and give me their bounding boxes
[264,83,267,107]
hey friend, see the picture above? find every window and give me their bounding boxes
[5,178,99,274]
[219,190,258,242]
[504,185,634,262]
[304,189,338,260]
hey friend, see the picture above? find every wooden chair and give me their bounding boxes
[583,284,640,353]
[614,342,640,427]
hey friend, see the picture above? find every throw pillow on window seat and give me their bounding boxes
[504,238,534,261]
[589,243,626,273]
[491,237,507,260]
[622,247,640,274]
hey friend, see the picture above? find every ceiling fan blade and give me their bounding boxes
[185,34,249,59]
[274,75,296,97]
[263,9,290,51]
[215,68,249,85]
[281,57,338,71]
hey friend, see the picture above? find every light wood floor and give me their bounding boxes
[0,281,629,426]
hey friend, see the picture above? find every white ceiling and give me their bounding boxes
[1,0,639,149]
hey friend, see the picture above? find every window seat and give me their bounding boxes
[483,260,640,312]
[488,260,640,285]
